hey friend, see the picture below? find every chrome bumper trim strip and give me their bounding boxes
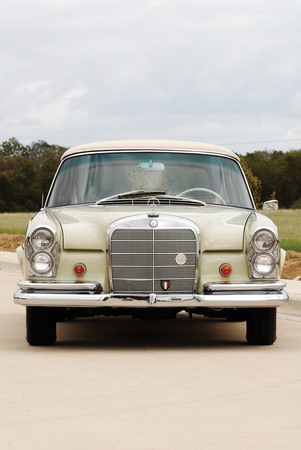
[204,280,286,291]
[17,280,101,292]
[14,286,288,308]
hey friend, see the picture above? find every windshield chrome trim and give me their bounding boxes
[61,147,240,161]
[45,149,255,210]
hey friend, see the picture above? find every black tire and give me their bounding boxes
[26,306,57,346]
[246,308,276,345]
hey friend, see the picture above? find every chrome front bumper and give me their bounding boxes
[14,280,288,308]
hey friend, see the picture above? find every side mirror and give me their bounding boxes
[262,200,278,212]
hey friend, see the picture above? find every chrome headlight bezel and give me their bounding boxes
[30,251,54,275]
[252,228,277,252]
[251,252,277,277]
[247,227,280,279]
[31,228,54,251]
[25,225,60,277]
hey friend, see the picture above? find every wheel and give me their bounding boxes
[179,188,226,204]
[246,308,276,345]
[26,306,57,346]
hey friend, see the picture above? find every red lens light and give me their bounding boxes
[74,264,86,276]
[220,264,232,277]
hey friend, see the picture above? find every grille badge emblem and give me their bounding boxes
[149,219,158,228]
[161,281,170,291]
[175,253,187,265]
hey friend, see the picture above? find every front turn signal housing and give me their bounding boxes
[219,264,232,277]
[74,264,86,276]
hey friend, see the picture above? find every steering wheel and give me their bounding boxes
[179,188,226,205]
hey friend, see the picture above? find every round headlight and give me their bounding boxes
[30,252,53,274]
[252,229,275,252]
[31,228,54,250]
[252,253,276,276]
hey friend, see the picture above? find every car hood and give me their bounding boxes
[50,204,253,252]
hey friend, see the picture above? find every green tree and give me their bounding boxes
[239,156,262,208]
[0,138,68,212]
[0,137,27,158]
[241,149,301,208]
[0,156,38,212]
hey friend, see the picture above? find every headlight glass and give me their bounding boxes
[31,252,53,274]
[252,253,276,276]
[31,228,54,250]
[252,229,275,252]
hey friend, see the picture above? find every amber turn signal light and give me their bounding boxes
[73,263,86,276]
[219,264,232,277]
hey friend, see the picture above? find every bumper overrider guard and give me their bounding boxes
[14,280,288,308]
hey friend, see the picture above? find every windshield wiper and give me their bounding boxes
[96,190,166,205]
[155,194,206,206]
[96,192,206,206]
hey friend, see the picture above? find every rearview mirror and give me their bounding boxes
[138,160,165,171]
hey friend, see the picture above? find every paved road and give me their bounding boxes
[1,270,301,450]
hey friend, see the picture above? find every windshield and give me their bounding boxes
[46,151,254,208]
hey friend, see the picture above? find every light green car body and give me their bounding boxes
[17,204,286,290]
[14,140,288,345]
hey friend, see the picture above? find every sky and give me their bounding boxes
[1,0,301,154]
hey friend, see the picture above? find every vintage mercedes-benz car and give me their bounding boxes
[14,140,288,345]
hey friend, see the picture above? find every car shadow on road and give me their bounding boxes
[52,314,248,350]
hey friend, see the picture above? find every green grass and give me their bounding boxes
[279,240,301,252]
[0,212,37,234]
[263,209,301,251]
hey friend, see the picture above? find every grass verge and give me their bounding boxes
[280,239,301,252]
[282,251,301,280]
[0,212,36,234]
[0,234,25,251]
[263,209,301,252]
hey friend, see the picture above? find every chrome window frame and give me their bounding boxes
[44,149,256,210]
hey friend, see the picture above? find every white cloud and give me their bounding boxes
[0,0,300,152]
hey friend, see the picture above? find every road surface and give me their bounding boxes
[1,270,301,450]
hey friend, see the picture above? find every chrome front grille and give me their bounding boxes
[109,217,199,294]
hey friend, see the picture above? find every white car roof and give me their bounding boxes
[61,139,239,161]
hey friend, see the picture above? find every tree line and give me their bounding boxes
[0,138,67,212]
[0,137,300,212]
[239,149,301,209]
